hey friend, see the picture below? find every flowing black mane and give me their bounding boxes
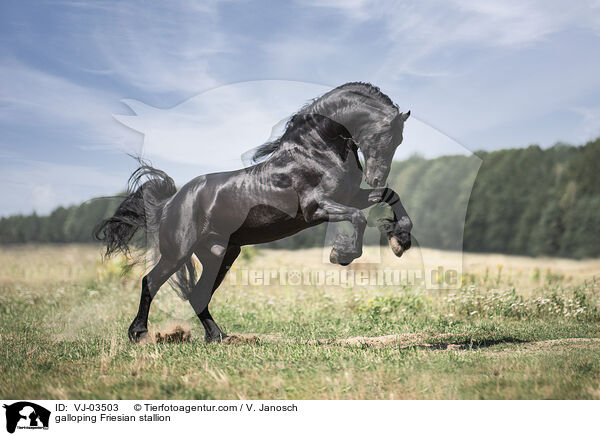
[252,82,399,162]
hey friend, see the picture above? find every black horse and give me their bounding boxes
[96,82,413,343]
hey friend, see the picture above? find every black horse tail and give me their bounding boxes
[169,257,199,299]
[95,162,199,300]
[94,163,176,257]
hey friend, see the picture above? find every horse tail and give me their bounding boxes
[169,257,199,300]
[94,162,177,257]
[95,161,199,300]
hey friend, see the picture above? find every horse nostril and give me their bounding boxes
[372,177,380,187]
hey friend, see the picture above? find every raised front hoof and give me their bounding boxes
[128,327,148,344]
[389,236,405,257]
[389,233,411,258]
[329,248,360,266]
[205,332,228,344]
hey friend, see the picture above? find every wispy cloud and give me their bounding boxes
[297,0,600,82]
[1,0,600,215]
[0,59,125,142]
[306,0,600,46]
[86,2,227,96]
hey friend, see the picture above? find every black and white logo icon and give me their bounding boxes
[3,402,50,434]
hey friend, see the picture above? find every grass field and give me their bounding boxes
[1,244,599,399]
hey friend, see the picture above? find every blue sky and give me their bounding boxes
[1,0,600,216]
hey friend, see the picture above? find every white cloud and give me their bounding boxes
[304,0,373,19]
[305,0,600,47]
[297,0,600,85]
[451,0,600,45]
[88,2,226,95]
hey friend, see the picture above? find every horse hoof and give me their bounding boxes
[330,248,357,266]
[389,236,405,257]
[128,328,148,343]
[206,333,228,344]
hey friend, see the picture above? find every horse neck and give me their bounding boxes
[310,94,389,140]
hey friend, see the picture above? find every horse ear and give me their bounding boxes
[401,110,411,121]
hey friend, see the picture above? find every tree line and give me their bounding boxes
[1,137,599,258]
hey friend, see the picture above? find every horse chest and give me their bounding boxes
[326,165,363,203]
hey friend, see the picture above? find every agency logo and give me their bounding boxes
[2,402,50,434]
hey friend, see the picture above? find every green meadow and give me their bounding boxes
[1,244,599,399]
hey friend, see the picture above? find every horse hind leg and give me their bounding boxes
[128,256,183,342]
[188,244,241,343]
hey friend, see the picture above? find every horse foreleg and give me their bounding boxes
[129,257,183,342]
[351,188,411,225]
[189,244,241,343]
[351,188,413,257]
[309,199,367,265]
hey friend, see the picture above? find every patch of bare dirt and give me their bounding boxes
[333,335,600,351]
[145,322,193,343]
[477,337,600,355]
[221,332,510,349]
[338,333,428,348]
[222,334,262,345]
[329,333,495,349]
[183,331,600,353]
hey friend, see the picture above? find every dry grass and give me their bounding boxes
[0,244,599,399]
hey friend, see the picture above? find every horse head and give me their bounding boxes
[359,110,410,188]
[309,83,411,188]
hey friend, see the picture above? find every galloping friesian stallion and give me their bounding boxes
[96,82,413,343]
